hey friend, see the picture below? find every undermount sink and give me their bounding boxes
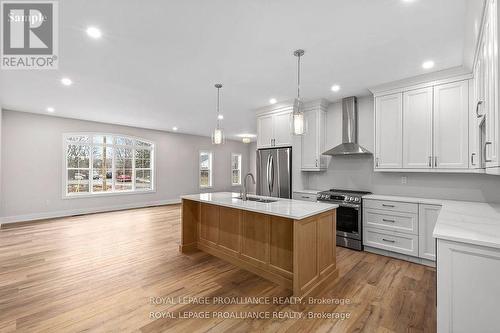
[236,196,278,203]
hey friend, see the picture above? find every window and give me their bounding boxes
[64,134,154,197]
[231,153,242,186]
[199,151,213,188]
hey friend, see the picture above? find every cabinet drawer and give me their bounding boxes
[293,192,317,202]
[364,228,418,257]
[363,199,418,214]
[363,208,418,235]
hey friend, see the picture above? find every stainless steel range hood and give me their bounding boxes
[322,96,372,156]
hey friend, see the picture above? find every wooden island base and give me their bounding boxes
[180,199,338,301]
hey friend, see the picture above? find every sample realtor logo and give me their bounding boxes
[1,0,58,69]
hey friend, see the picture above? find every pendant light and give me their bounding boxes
[212,83,225,145]
[292,49,306,135]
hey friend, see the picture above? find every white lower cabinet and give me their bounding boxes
[363,199,442,264]
[418,204,441,261]
[433,80,469,169]
[437,239,500,333]
[364,228,418,257]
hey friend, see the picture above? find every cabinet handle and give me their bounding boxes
[476,100,484,118]
[382,238,396,243]
[471,153,476,166]
[434,156,438,168]
[315,159,318,167]
[485,142,492,163]
[382,219,395,223]
[428,156,432,167]
[382,204,395,208]
[375,157,380,168]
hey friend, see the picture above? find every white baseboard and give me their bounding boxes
[0,199,182,225]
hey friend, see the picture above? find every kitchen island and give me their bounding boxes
[180,192,338,300]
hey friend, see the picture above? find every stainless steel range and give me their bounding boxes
[317,189,371,251]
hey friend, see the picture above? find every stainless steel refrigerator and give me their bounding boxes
[256,147,292,199]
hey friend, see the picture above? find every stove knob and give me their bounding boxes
[348,196,354,202]
[354,197,360,203]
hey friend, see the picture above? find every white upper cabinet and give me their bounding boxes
[433,81,469,169]
[484,0,499,170]
[301,102,327,171]
[471,0,500,174]
[256,109,292,149]
[273,111,293,147]
[403,87,433,169]
[257,114,274,148]
[372,77,472,173]
[375,93,403,169]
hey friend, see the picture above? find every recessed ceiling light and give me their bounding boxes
[331,85,340,92]
[46,107,55,113]
[269,98,277,104]
[86,26,102,39]
[172,126,178,131]
[217,114,224,120]
[61,77,73,86]
[422,60,435,69]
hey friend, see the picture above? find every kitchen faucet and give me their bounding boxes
[241,173,256,201]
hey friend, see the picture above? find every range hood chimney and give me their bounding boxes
[322,97,372,156]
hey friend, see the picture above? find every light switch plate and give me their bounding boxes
[401,176,407,184]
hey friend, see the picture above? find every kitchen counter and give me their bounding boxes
[180,192,339,300]
[181,192,337,220]
[363,194,500,250]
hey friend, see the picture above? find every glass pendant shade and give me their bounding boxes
[212,128,225,145]
[292,98,305,135]
[292,49,306,136]
[212,83,225,145]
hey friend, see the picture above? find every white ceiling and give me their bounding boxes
[1,0,471,139]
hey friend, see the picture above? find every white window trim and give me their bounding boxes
[231,153,242,186]
[199,150,213,189]
[62,133,156,199]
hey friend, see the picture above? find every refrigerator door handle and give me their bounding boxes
[269,155,275,194]
[266,154,272,195]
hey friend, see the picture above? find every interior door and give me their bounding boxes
[403,87,433,168]
[433,81,469,169]
[375,93,403,168]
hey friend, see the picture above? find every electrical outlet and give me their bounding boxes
[401,176,407,184]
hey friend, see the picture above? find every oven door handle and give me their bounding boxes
[338,204,360,209]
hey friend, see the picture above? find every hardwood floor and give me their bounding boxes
[0,205,436,333]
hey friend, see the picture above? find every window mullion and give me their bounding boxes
[132,146,136,191]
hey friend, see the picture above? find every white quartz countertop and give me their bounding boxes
[181,192,337,220]
[363,194,500,249]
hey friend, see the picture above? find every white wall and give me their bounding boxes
[0,110,251,223]
[305,97,500,203]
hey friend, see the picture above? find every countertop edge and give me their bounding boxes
[181,195,338,220]
[363,194,500,250]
